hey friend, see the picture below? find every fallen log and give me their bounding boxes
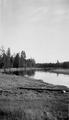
[17,87,69,93]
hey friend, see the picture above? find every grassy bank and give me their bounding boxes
[0,73,69,120]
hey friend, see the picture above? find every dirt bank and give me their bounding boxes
[0,73,69,120]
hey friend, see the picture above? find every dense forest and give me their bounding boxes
[0,47,36,69]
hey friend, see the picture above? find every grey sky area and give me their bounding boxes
[0,0,69,63]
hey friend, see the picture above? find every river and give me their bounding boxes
[30,71,69,87]
[12,70,69,88]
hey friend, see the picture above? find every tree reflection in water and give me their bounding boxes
[13,70,35,77]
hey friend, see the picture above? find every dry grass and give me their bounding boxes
[0,73,68,120]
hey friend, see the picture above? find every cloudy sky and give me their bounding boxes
[0,0,69,63]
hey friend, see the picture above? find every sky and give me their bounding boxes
[0,0,69,63]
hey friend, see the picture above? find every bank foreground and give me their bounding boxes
[0,73,69,120]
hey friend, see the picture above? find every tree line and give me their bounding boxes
[0,46,69,69]
[36,61,69,69]
[0,47,36,69]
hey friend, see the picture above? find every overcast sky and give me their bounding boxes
[0,0,69,63]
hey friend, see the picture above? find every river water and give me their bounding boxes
[30,71,69,88]
[12,70,69,88]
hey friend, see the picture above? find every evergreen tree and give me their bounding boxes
[19,51,26,67]
[13,53,20,68]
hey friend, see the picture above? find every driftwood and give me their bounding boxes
[17,87,69,93]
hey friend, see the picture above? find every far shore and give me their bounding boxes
[0,67,49,72]
[0,67,69,75]
[50,68,69,75]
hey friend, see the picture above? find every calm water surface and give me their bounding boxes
[29,71,69,88]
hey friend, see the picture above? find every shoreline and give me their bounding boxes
[0,71,69,90]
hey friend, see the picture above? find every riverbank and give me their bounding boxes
[0,72,69,120]
[50,68,69,75]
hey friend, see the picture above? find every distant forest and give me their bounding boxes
[0,47,35,69]
[36,61,69,69]
[0,46,69,69]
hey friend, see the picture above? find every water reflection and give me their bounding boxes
[12,70,35,76]
[57,73,59,76]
